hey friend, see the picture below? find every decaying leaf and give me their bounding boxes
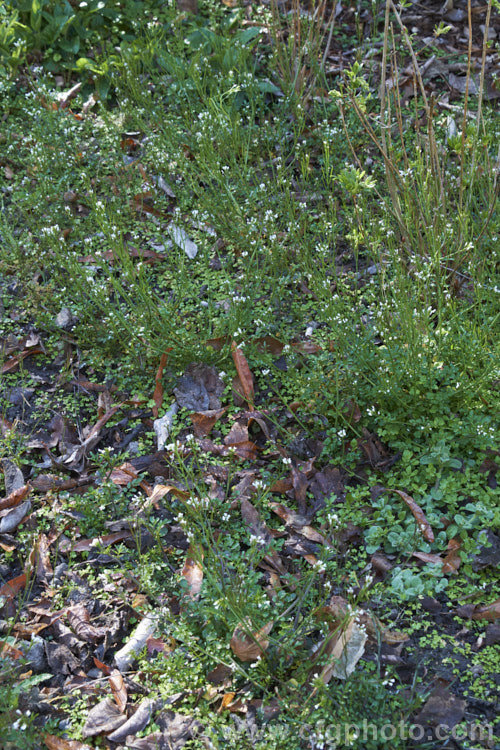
[442,539,462,574]
[110,462,140,486]
[230,619,273,662]
[61,530,134,553]
[1,640,24,659]
[269,502,326,544]
[114,615,158,672]
[152,351,170,418]
[471,598,500,622]
[107,698,156,742]
[311,615,367,690]
[231,341,254,408]
[81,697,127,738]
[168,222,198,259]
[148,484,190,504]
[190,408,226,437]
[44,734,94,750]
[0,482,30,511]
[31,533,54,583]
[154,403,179,450]
[109,670,127,713]
[414,682,466,731]
[68,603,106,644]
[1,347,44,373]
[386,488,435,543]
[181,547,204,600]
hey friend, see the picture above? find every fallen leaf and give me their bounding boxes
[1,347,44,373]
[44,734,94,750]
[146,636,176,657]
[230,619,273,662]
[68,603,106,643]
[1,640,24,659]
[31,533,54,583]
[219,692,236,712]
[181,547,204,600]
[109,669,128,713]
[168,222,198,259]
[152,351,171,418]
[190,408,226,437]
[386,488,434,543]
[0,483,30,511]
[311,616,367,689]
[231,341,254,408]
[471,598,500,622]
[154,403,179,450]
[412,551,443,565]
[64,530,134,553]
[269,503,326,544]
[442,539,461,574]
[63,404,124,465]
[414,681,466,730]
[148,484,190,503]
[114,615,158,672]
[107,698,155,742]
[291,340,322,354]
[370,553,393,574]
[125,712,202,749]
[82,697,128,738]
[110,463,140,486]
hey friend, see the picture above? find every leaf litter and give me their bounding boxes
[1,337,498,747]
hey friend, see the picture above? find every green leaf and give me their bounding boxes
[257,79,283,96]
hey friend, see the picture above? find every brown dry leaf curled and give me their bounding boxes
[442,539,462,575]
[231,341,254,408]
[311,615,367,690]
[109,668,128,713]
[0,483,30,511]
[44,734,94,750]
[152,350,171,418]
[471,598,500,622]
[181,547,204,600]
[230,619,273,662]
[386,488,435,543]
[191,408,226,438]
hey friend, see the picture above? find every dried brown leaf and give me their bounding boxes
[0,483,30,511]
[0,572,27,599]
[471,598,500,622]
[1,347,44,373]
[269,502,325,544]
[68,603,105,643]
[152,351,170,418]
[67,530,134,553]
[44,734,94,750]
[109,462,139,486]
[190,408,226,437]
[386,488,435,543]
[231,341,254,408]
[181,547,204,600]
[82,697,128,738]
[230,619,273,662]
[442,539,462,574]
[109,669,128,713]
